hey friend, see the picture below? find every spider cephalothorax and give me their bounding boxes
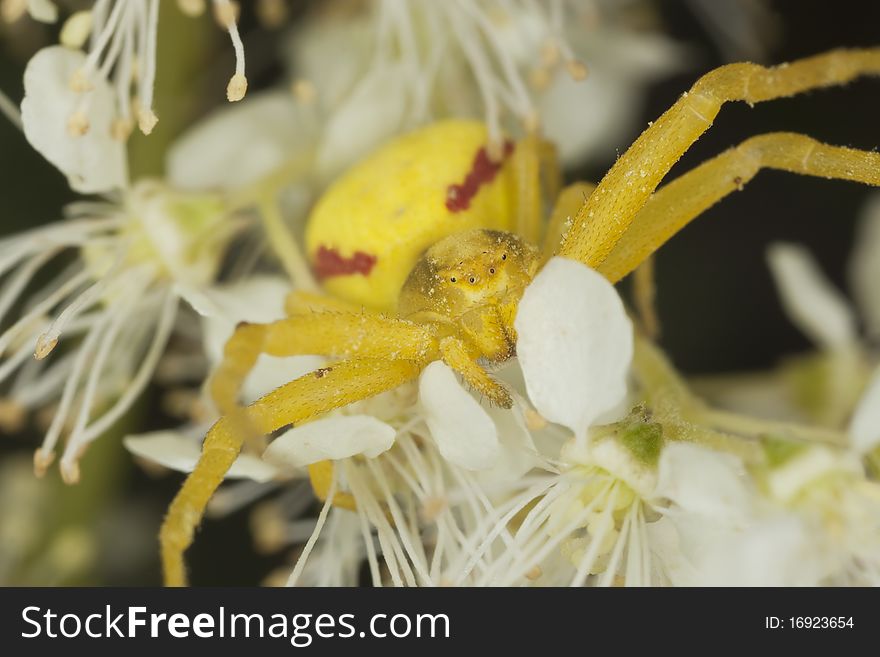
[160,48,880,585]
[399,229,539,362]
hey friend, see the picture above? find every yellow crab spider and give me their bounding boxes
[160,48,880,586]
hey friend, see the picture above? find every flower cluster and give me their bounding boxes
[1,1,878,587]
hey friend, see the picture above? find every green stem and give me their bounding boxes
[699,408,849,448]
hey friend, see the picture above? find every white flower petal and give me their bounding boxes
[514,257,633,438]
[177,275,291,364]
[655,443,752,523]
[849,366,880,454]
[167,90,317,191]
[263,415,396,469]
[124,432,278,482]
[178,276,327,402]
[27,0,57,23]
[695,516,825,586]
[849,193,880,339]
[21,46,126,193]
[419,361,499,470]
[316,67,408,182]
[476,403,538,487]
[766,242,856,349]
[541,31,684,168]
[287,15,372,112]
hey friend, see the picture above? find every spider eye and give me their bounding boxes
[469,276,476,284]
[501,253,507,260]
[489,268,495,274]
[450,277,456,283]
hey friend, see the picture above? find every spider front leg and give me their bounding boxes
[161,357,427,586]
[283,289,365,316]
[439,336,513,408]
[559,47,880,268]
[597,132,880,283]
[163,312,438,586]
[210,311,437,414]
[541,181,596,263]
[512,131,562,247]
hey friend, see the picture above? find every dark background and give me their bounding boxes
[0,0,878,585]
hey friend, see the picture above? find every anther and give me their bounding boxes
[566,59,588,81]
[60,11,93,49]
[66,111,90,137]
[227,72,248,102]
[137,107,158,135]
[177,0,206,17]
[34,333,58,359]
[33,447,55,478]
[68,69,93,93]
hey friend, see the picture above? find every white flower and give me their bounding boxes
[766,242,857,350]
[279,256,635,586]
[849,192,880,340]
[176,275,326,406]
[22,0,247,142]
[515,256,633,439]
[264,416,397,468]
[122,276,326,482]
[1,0,57,24]
[21,46,127,194]
[536,22,686,168]
[288,0,683,175]
[849,366,880,455]
[0,182,239,484]
[657,442,880,586]
[765,241,870,426]
[124,430,277,483]
[167,90,319,192]
[419,361,500,471]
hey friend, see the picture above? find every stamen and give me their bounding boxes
[66,289,176,452]
[34,251,124,360]
[0,86,22,130]
[566,59,588,81]
[366,458,433,584]
[256,0,287,29]
[79,0,126,76]
[213,0,247,102]
[0,398,26,433]
[12,351,77,408]
[177,0,205,17]
[137,0,160,134]
[0,249,59,322]
[290,79,316,105]
[286,476,337,586]
[1,0,26,23]
[37,298,116,467]
[570,484,621,586]
[60,10,93,49]
[61,284,138,483]
[0,269,91,358]
[66,110,90,137]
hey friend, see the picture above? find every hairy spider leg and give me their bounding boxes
[541,181,596,262]
[283,289,366,316]
[512,130,543,246]
[439,335,513,407]
[162,313,438,585]
[558,47,880,270]
[161,357,426,586]
[598,132,880,283]
[632,255,660,339]
[511,131,563,248]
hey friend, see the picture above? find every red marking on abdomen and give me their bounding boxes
[313,245,377,280]
[445,140,515,213]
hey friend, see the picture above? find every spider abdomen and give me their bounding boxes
[306,120,520,311]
